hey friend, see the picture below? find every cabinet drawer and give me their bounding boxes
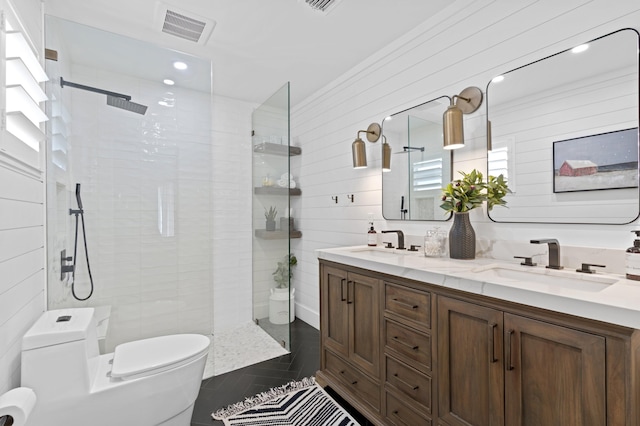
[385,283,431,328]
[324,350,380,411]
[385,356,431,413]
[386,391,431,426]
[385,320,431,371]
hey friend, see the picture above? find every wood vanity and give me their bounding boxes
[316,254,640,426]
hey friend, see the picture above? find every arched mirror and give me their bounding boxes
[382,96,453,220]
[486,28,640,224]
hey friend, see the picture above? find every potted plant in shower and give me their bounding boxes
[270,253,297,324]
[265,206,277,231]
[273,253,297,289]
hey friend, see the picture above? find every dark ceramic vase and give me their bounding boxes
[449,211,476,259]
[266,219,276,231]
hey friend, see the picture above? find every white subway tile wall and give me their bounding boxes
[45,63,217,352]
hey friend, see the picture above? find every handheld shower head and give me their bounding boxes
[75,183,83,211]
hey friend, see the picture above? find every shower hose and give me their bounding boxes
[70,208,95,301]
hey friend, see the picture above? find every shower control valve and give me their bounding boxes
[60,249,74,281]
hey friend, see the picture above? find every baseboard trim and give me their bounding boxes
[295,302,319,330]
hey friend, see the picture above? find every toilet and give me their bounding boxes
[19,308,210,426]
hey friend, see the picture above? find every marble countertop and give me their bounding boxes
[317,245,640,329]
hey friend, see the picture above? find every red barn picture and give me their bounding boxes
[558,160,598,177]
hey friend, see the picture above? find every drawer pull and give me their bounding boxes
[339,370,358,385]
[506,329,515,371]
[346,281,354,304]
[392,298,419,310]
[393,373,419,391]
[340,279,346,301]
[393,336,419,350]
[489,323,498,363]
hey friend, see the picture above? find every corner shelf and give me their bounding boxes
[253,142,301,156]
[255,229,302,239]
[254,186,301,196]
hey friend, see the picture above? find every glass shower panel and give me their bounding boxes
[252,82,293,350]
[44,16,213,354]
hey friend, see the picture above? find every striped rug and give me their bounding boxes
[211,377,361,426]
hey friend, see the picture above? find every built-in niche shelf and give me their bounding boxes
[254,186,301,196]
[255,230,302,240]
[253,142,301,156]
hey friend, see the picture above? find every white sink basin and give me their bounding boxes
[349,247,422,259]
[348,247,412,257]
[472,264,618,292]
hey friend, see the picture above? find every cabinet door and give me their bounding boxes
[349,271,380,376]
[321,265,350,358]
[438,296,504,426]
[504,313,606,426]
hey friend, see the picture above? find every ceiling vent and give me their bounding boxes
[156,2,215,45]
[305,0,343,13]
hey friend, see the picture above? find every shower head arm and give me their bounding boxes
[60,77,131,101]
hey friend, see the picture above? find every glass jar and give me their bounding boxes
[424,228,446,257]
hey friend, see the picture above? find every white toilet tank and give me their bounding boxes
[21,308,100,400]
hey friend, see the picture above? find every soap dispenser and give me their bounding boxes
[626,230,640,281]
[367,213,377,247]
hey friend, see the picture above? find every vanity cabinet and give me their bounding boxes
[317,259,640,426]
[438,296,606,426]
[319,263,381,414]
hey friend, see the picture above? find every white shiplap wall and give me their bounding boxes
[0,0,46,395]
[290,0,640,328]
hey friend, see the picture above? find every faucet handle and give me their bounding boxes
[576,263,606,274]
[408,245,421,252]
[383,242,394,249]
[514,256,536,266]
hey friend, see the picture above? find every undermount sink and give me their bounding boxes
[471,264,619,292]
[348,247,414,257]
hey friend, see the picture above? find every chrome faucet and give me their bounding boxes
[530,239,562,269]
[382,230,405,250]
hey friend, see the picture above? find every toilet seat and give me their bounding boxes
[111,334,209,381]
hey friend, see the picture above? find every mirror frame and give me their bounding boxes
[381,96,453,221]
[485,28,640,225]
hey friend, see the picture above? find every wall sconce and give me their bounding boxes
[352,123,381,168]
[443,86,483,150]
[382,136,391,172]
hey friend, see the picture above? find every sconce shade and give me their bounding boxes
[443,104,464,150]
[382,141,391,172]
[352,137,367,168]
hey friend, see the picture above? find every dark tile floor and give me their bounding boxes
[190,319,374,425]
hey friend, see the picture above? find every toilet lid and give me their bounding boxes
[111,334,210,380]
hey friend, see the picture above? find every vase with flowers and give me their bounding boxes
[440,169,509,259]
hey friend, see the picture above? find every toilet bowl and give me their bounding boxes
[20,308,209,426]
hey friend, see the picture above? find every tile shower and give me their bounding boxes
[44,17,214,354]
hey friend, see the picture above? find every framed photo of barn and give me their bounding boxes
[553,128,639,193]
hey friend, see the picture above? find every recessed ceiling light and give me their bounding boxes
[163,79,175,86]
[491,75,505,83]
[572,44,589,54]
[173,61,188,70]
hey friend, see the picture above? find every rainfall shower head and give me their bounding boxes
[60,77,148,115]
[107,95,148,115]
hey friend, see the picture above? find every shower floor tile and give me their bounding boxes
[203,321,289,378]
